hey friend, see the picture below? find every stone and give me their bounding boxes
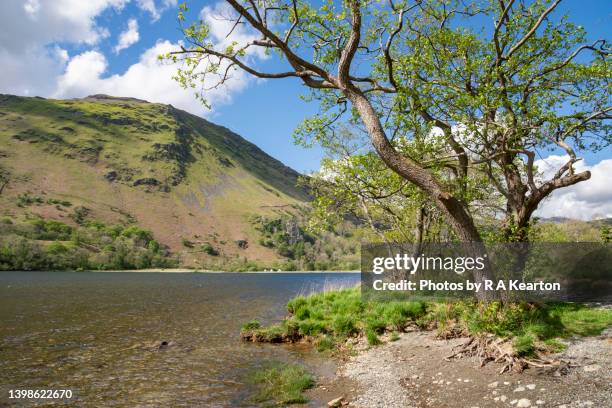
[583,364,601,372]
[526,384,536,390]
[488,381,499,388]
[500,395,508,402]
[536,401,544,405]
[514,386,526,392]
[328,396,345,407]
[516,398,532,407]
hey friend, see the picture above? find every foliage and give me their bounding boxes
[250,212,359,270]
[530,219,607,242]
[16,193,43,207]
[169,0,611,245]
[201,242,219,256]
[0,216,177,271]
[246,362,315,406]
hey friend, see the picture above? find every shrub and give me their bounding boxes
[46,242,68,254]
[71,206,90,225]
[122,226,153,244]
[201,243,219,256]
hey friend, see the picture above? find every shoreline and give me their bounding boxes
[312,329,612,407]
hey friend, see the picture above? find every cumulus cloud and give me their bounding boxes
[136,0,177,21]
[50,1,266,115]
[0,0,126,52]
[0,1,267,117]
[534,155,612,220]
[114,18,139,53]
[0,0,126,96]
[53,40,253,116]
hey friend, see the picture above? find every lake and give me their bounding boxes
[0,272,359,407]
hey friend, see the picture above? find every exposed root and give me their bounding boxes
[444,334,571,374]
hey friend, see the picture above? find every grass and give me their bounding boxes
[0,95,362,272]
[246,361,315,407]
[241,286,612,357]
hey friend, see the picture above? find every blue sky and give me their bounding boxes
[0,0,610,218]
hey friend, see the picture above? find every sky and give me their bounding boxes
[0,0,610,219]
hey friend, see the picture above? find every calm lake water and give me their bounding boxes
[0,272,359,407]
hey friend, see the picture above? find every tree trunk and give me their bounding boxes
[346,88,483,243]
[345,88,495,299]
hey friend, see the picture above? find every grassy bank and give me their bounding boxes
[245,361,315,407]
[241,287,612,358]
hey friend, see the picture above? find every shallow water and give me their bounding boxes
[0,272,359,407]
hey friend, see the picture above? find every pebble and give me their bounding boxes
[327,396,345,407]
[488,381,499,388]
[583,364,601,372]
[514,386,526,392]
[516,398,532,407]
[535,400,544,405]
[500,395,508,402]
[526,384,536,390]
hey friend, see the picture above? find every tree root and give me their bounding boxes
[443,334,572,374]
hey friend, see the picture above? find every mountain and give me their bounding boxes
[0,94,314,269]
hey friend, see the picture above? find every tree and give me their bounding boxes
[166,0,610,244]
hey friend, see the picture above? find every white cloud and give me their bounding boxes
[136,0,177,21]
[0,1,266,117]
[0,0,126,96]
[534,155,612,220]
[23,0,41,17]
[53,40,253,116]
[0,0,126,52]
[114,18,140,53]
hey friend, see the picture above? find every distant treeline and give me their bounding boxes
[0,216,176,271]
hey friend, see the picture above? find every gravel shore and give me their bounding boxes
[314,328,611,408]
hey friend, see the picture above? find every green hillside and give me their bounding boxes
[0,94,358,271]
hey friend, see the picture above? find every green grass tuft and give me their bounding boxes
[242,320,261,331]
[246,362,315,406]
[242,286,612,358]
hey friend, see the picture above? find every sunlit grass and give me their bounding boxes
[246,361,315,407]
